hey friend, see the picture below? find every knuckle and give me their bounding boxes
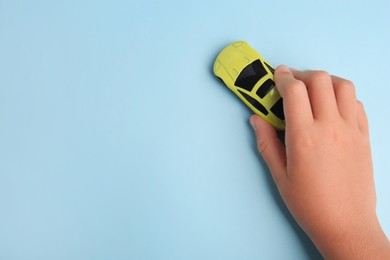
[311,70,330,81]
[285,80,305,96]
[289,130,315,154]
[357,101,369,126]
[289,79,305,88]
[296,133,314,151]
[343,79,355,88]
[257,138,270,155]
[340,79,355,91]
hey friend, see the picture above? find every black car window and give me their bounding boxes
[237,90,268,115]
[270,98,285,120]
[256,78,275,99]
[264,62,275,74]
[235,59,267,91]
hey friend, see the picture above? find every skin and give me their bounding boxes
[250,65,390,260]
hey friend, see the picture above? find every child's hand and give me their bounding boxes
[250,66,390,259]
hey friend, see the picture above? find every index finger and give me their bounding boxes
[274,65,313,130]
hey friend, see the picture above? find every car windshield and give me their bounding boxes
[234,59,267,91]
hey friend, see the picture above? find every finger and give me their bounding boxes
[331,75,357,123]
[357,101,369,134]
[274,65,313,130]
[250,115,287,186]
[291,69,339,120]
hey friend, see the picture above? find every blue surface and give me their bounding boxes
[0,0,389,259]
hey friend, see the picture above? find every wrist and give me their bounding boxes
[310,215,390,259]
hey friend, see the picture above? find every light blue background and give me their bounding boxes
[0,0,389,259]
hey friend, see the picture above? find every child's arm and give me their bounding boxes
[250,65,390,259]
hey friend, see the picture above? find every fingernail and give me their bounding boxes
[250,116,256,131]
[276,65,290,73]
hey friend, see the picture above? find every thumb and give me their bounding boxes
[250,115,287,185]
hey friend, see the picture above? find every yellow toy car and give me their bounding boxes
[213,41,285,130]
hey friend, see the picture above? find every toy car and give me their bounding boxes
[213,41,285,130]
